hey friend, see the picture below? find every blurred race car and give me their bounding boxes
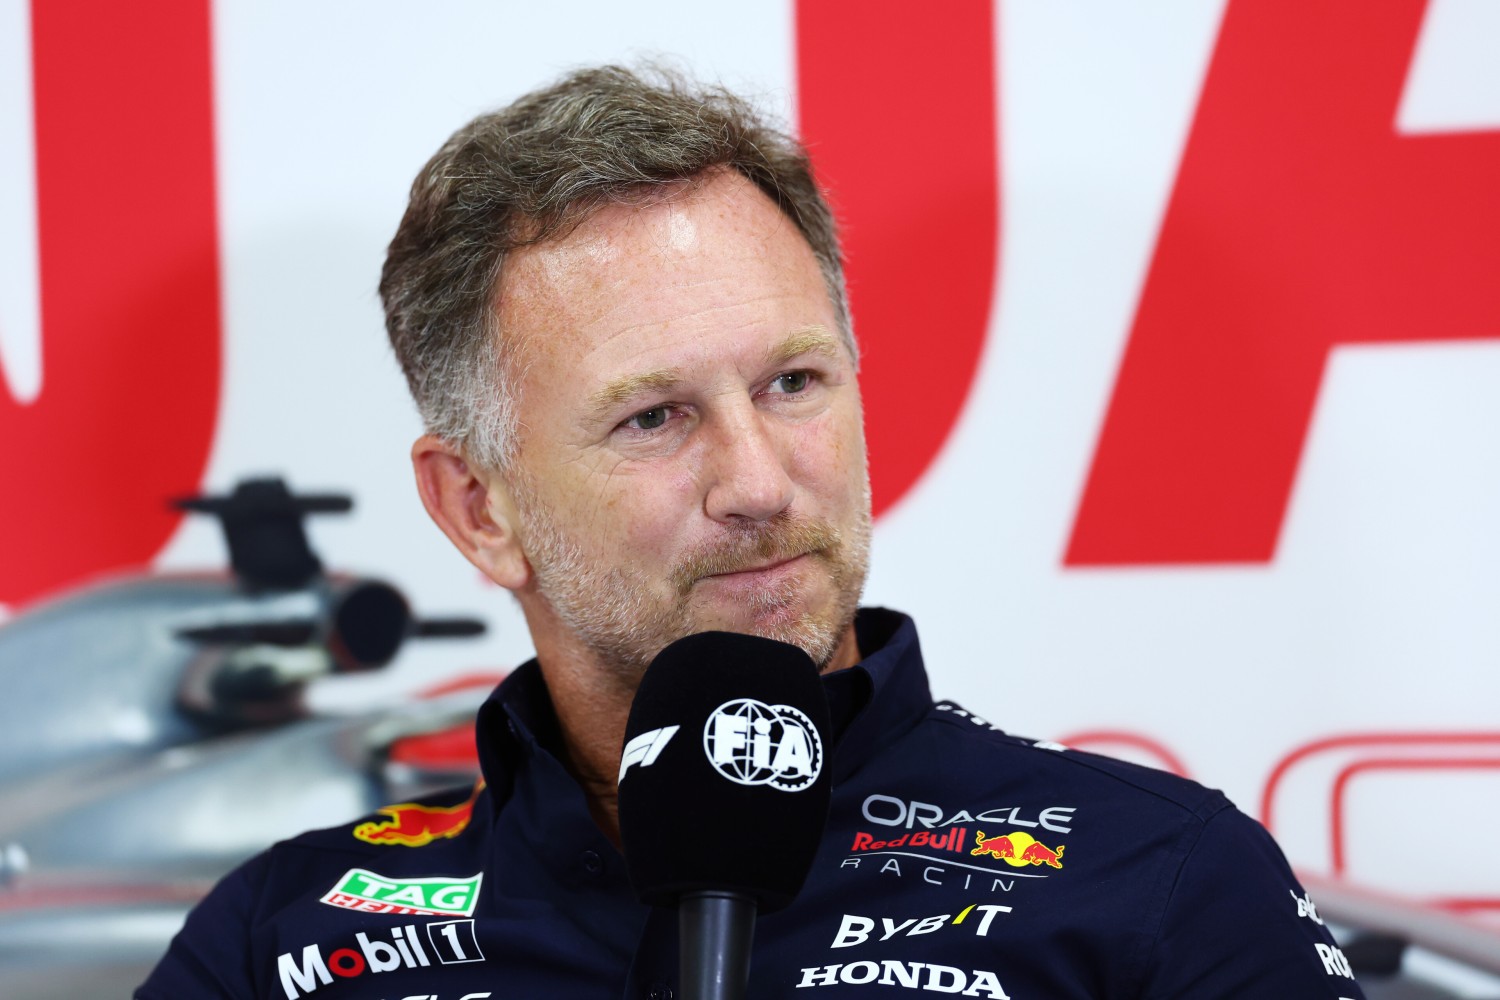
[0,478,494,998]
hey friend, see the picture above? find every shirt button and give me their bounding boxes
[647,985,673,1000]
[581,849,603,874]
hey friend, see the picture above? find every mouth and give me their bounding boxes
[700,552,811,582]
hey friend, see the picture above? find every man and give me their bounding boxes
[140,66,1364,999]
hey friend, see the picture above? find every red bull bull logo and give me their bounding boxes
[971,830,1064,869]
[353,783,481,847]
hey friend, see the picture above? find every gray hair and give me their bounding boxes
[379,64,852,472]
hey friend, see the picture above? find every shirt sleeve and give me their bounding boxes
[134,851,269,1000]
[1139,806,1366,999]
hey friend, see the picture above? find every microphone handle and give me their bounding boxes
[679,890,756,1000]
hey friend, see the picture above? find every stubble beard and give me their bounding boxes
[513,481,872,679]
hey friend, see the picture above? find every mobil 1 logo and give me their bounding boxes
[277,919,484,999]
[427,918,484,965]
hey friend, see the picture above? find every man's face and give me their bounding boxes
[495,171,871,676]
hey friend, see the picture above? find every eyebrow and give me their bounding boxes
[586,326,845,420]
[766,326,843,368]
[588,368,683,417]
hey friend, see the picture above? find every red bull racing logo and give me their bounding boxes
[971,830,1064,869]
[850,828,971,856]
[353,783,481,847]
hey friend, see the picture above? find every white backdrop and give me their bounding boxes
[2,0,1497,917]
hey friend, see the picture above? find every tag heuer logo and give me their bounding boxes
[319,868,482,917]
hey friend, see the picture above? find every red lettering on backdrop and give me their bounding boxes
[796,1,998,517]
[1,1,220,604]
[1068,0,1500,565]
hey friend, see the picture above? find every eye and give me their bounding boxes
[771,371,811,394]
[623,406,669,431]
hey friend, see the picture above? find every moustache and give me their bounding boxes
[670,516,842,594]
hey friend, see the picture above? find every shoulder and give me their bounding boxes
[911,700,1231,823]
[241,781,492,920]
[137,782,493,998]
[283,780,487,853]
[833,698,1243,899]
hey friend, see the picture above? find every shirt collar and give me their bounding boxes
[475,607,932,802]
[828,607,932,781]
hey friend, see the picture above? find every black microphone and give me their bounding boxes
[618,631,833,1000]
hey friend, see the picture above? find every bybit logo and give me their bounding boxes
[830,904,1013,948]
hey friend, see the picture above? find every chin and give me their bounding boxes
[716,604,847,668]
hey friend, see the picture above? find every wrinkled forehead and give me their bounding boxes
[501,176,809,321]
[493,171,841,390]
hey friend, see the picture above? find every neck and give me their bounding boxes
[533,643,637,845]
[524,614,862,847]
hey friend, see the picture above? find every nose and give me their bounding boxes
[702,404,796,524]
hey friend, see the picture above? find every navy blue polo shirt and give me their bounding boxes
[139,609,1364,999]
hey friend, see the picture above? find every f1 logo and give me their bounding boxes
[617,725,679,783]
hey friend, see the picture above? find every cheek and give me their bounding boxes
[792,410,867,498]
[591,461,705,554]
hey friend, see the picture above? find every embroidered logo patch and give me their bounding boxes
[320,868,482,917]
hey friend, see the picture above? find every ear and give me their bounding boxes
[411,435,531,590]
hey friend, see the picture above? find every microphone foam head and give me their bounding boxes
[617,631,832,912]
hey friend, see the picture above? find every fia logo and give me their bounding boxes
[703,698,823,791]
